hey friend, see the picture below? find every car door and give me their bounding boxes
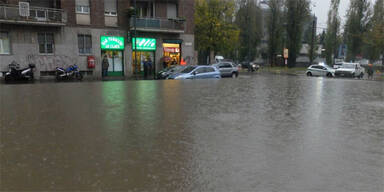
[313,66,322,76]
[223,63,233,77]
[193,67,207,79]
[319,66,327,76]
[205,67,218,78]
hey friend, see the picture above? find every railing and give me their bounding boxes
[0,4,67,25]
[130,17,185,33]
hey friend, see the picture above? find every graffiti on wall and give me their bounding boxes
[27,55,77,71]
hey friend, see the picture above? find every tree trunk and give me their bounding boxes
[210,50,215,65]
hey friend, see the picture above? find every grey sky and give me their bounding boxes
[313,0,375,33]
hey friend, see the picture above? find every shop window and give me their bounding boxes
[76,0,90,14]
[38,33,54,54]
[0,32,10,54]
[78,34,92,54]
[105,0,117,16]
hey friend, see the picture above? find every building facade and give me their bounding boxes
[0,0,196,79]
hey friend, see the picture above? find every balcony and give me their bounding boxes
[130,17,185,33]
[0,4,67,26]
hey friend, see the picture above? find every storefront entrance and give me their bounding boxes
[100,36,125,77]
[132,37,157,78]
[132,51,155,74]
[163,43,181,67]
[102,50,124,76]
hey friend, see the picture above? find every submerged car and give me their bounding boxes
[335,63,365,78]
[167,65,221,80]
[157,65,186,79]
[212,62,239,78]
[306,64,335,77]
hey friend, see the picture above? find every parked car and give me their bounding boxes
[306,64,335,77]
[241,61,259,72]
[333,62,343,69]
[335,63,365,78]
[167,65,221,80]
[157,65,186,79]
[212,62,239,78]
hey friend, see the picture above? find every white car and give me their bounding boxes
[335,63,365,78]
[306,64,335,77]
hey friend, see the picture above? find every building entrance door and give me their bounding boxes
[102,50,124,76]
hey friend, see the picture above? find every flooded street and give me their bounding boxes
[1,74,383,191]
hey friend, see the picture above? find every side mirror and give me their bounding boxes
[192,71,197,75]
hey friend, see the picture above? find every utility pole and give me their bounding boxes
[247,0,251,63]
[134,0,138,79]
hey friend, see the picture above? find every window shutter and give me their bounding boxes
[104,0,117,13]
[76,0,89,6]
[167,3,177,18]
[85,35,92,49]
[78,35,84,50]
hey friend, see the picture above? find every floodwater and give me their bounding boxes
[1,74,383,191]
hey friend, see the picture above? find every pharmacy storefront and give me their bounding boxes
[132,37,156,75]
[100,36,125,76]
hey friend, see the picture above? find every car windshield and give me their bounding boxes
[342,64,356,69]
[180,66,196,73]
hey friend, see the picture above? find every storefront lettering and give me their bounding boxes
[101,36,125,50]
[132,38,156,51]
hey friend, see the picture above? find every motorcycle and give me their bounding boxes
[55,65,83,81]
[4,62,35,83]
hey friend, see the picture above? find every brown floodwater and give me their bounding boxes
[1,74,383,191]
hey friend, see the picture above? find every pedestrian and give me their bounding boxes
[147,58,153,79]
[163,59,167,69]
[368,64,374,80]
[102,55,109,77]
[143,58,148,79]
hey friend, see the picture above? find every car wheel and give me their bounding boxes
[307,72,312,76]
[326,73,333,77]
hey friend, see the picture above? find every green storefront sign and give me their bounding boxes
[100,36,125,50]
[132,38,156,51]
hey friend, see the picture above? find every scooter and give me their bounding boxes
[55,65,83,81]
[4,62,35,83]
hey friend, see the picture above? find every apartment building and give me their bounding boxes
[0,0,195,79]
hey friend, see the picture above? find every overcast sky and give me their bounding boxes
[312,0,375,33]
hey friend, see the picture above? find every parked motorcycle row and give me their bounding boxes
[2,62,82,83]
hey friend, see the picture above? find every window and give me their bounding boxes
[0,32,10,54]
[78,34,92,54]
[38,33,54,54]
[167,3,178,18]
[205,67,215,73]
[76,0,90,14]
[105,0,117,16]
[220,63,232,68]
[136,2,154,17]
[195,67,206,74]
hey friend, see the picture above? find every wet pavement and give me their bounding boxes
[1,74,383,191]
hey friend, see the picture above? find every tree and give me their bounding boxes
[265,0,285,67]
[285,0,310,67]
[235,0,263,62]
[325,0,341,65]
[363,0,384,62]
[344,0,371,61]
[195,0,240,64]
